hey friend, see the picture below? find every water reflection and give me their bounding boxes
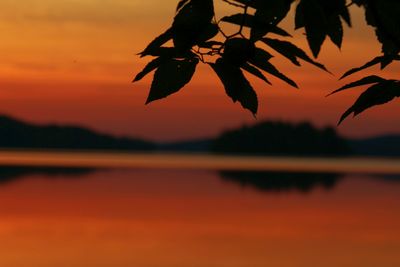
[0,169,399,267]
[0,166,399,195]
[219,171,341,193]
[374,174,400,182]
[0,166,94,184]
[0,166,344,194]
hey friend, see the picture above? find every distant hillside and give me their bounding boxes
[157,139,213,152]
[156,122,400,158]
[0,115,155,151]
[211,121,351,156]
[348,135,400,157]
[0,115,399,157]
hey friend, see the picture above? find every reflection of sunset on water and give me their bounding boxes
[0,170,399,267]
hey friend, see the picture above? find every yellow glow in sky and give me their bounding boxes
[0,0,399,141]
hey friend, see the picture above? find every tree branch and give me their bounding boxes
[222,0,246,8]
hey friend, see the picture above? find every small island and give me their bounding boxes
[211,121,351,156]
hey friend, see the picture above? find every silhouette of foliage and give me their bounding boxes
[329,77,400,124]
[135,0,400,122]
[211,121,351,156]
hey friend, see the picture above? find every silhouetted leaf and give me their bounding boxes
[261,37,329,71]
[223,38,256,65]
[252,20,292,40]
[339,80,400,124]
[241,63,272,85]
[253,0,292,26]
[251,47,273,62]
[147,57,199,104]
[298,0,327,57]
[267,27,292,37]
[295,1,305,29]
[139,28,173,57]
[248,49,298,88]
[172,0,215,49]
[328,75,386,96]
[324,0,349,48]
[210,59,258,114]
[221,14,291,39]
[296,0,350,56]
[327,14,343,48]
[133,57,162,82]
[363,1,400,58]
[174,0,214,25]
[340,4,351,27]
[197,23,219,43]
[140,47,192,58]
[176,0,190,12]
[221,13,252,27]
[341,55,400,79]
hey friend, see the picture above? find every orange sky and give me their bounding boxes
[0,0,399,141]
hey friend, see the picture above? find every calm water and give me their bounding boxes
[0,168,399,267]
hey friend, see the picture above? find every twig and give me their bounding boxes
[222,0,246,8]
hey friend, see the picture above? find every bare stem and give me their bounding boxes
[221,0,246,8]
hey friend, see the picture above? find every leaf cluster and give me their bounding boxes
[134,0,400,123]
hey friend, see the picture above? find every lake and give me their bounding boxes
[0,153,399,267]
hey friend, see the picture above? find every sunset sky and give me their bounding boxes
[0,0,399,141]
